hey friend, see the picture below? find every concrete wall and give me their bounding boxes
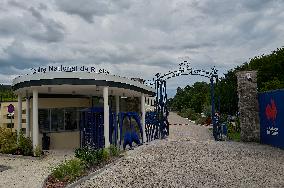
[39,131,80,150]
[236,71,260,142]
[0,101,27,133]
[38,98,90,109]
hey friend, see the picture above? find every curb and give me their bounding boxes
[170,123,191,126]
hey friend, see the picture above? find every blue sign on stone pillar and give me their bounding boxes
[258,90,284,149]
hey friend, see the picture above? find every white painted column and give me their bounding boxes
[103,87,110,148]
[17,94,22,140]
[26,94,30,138]
[141,94,146,143]
[115,95,120,144]
[32,89,39,149]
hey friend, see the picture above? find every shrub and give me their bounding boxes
[75,147,98,166]
[227,119,241,141]
[33,145,42,157]
[108,145,120,157]
[195,117,207,125]
[0,138,17,154]
[0,128,17,154]
[17,132,33,156]
[180,108,195,119]
[74,147,88,160]
[52,158,85,182]
[96,149,105,163]
[75,147,112,166]
[102,148,110,161]
[203,105,212,118]
[190,112,201,121]
[235,117,241,132]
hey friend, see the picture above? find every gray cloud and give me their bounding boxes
[8,0,28,9]
[0,0,283,95]
[28,6,65,42]
[0,3,65,43]
[56,0,131,23]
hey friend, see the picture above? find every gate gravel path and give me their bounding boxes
[76,112,284,188]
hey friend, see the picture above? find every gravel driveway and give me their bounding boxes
[0,150,73,188]
[76,112,284,188]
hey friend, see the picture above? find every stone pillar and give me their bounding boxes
[103,86,110,148]
[17,94,22,141]
[236,71,260,142]
[32,89,39,149]
[141,94,146,143]
[26,94,30,138]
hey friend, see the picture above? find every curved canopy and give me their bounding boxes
[12,72,155,97]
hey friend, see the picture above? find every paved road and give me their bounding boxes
[77,112,284,188]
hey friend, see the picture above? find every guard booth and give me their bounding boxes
[11,71,155,150]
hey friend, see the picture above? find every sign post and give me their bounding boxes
[7,104,14,131]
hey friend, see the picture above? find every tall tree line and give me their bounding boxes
[0,85,17,102]
[169,47,284,116]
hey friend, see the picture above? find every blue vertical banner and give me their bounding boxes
[258,90,284,149]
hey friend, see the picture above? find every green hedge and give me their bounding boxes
[50,145,121,184]
[0,128,38,156]
[74,145,120,166]
[51,158,86,182]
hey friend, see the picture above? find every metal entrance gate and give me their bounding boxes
[80,107,117,149]
[145,61,219,141]
[145,111,159,142]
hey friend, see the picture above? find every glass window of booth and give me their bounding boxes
[39,107,81,133]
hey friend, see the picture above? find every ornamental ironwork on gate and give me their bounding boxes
[79,107,117,149]
[145,61,221,141]
[119,112,143,149]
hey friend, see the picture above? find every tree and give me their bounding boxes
[170,47,284,117]
[169,82,210,113]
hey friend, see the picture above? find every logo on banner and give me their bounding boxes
[265,99,278,136]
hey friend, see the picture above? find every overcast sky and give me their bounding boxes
[0,0,283,96]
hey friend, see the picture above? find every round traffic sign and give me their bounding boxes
[8,104,15,113]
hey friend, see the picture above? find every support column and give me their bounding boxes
[141,94,146,143]
[115,95,120,144]
[103,87,110,148]
[32,89,39,149]
[26,94,30,138]
[17,94,22,141]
